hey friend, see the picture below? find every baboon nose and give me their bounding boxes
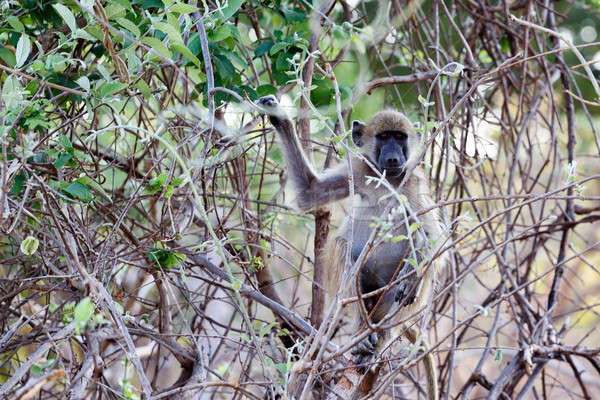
[386,157,400,167]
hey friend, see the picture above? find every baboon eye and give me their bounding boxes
[378,133,389,140]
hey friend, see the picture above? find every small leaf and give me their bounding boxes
[172,43,202,68]
[417,95,435,107]
[494,349,502,363]
[64,181,94,202]
[170,2,198,13]
[7,16,25,32]
[257,84,277,97]
[77,176,111,200]
[53,4,77,33]
[254,40,274,56]
[10,172,26,195]
[74,28,98,41]
[74,297,94,324]
[75,76,90,91]
[275,52,292,71]
[209,25,232,42]
[269,41,289,56]
[408,222,423,234]
[391,235,408,243]
[142,37,172,58]
[59,135,74,154]
[213,54,235,80]
[134,79,152,99]
[20,235,40,255]
[218,0,243,21]
[0,47,16,67]
[259,322,277,338]
[54,153,73,169]
[232,280,241,291]
[15,34,31,68]
[274,362,292,374]
[116,17,140,37]
[99,81,128,97]
[154,21,183,43]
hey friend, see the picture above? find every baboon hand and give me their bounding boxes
[257,95,288,127]
[257,94,278,108]
[351,332,378,373]
[395,276,419,306]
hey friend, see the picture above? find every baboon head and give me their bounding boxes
[352,110,416,178]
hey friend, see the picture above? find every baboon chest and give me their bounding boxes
[349,217,409,292]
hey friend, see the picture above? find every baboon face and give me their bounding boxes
[374,131,408,177]
[352,113,411,178]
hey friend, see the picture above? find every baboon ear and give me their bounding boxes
[352,120,365,147]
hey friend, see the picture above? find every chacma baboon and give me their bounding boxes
[258,95,445,400]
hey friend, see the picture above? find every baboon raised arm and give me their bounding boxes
[258,95,444,400]
[257,95,350,211]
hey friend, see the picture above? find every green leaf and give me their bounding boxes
[332,25,349,41]
[0,47,16,67]
[54,153,73,169]
[64,181,94,202]
[221,48,247,69]
[59,135,74,154]
[75,76,90,91]
[235,85,257,100]
[500,37,510,54]
[213,54,235,80]
[142,37,172,58]
[209,25,232,42]
[257,84,277,97]
[20,235,40,255]
[494,349,502,363]
[134,79,152,99]
[112,0,133,10]
[136,0,165,10]
[275,52,292,71]
[53,3,77,33]
[274,362,292,374]
[154,21,183,43]
[147,247,185,268]
[10,172,26,195]
[15,34,31,68]
[99,81,128,97]
[269,41,289,55]
[7,16,25,32]
[232,280,241,291]
[408,222,423,234]
[164,184,174,198]
[172,43,203,68]
[104,3,127,19]
[259,321,277,338]
[74,297,94,324]
[218,0,243,21]
[149,173,167,187]
[171,176,184,186]
[391,235,408,243]
[117,17,141,37]
[170,2,198,13]
[77,176,111,200]
[254,40,274,56]
[281,6,306,22]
